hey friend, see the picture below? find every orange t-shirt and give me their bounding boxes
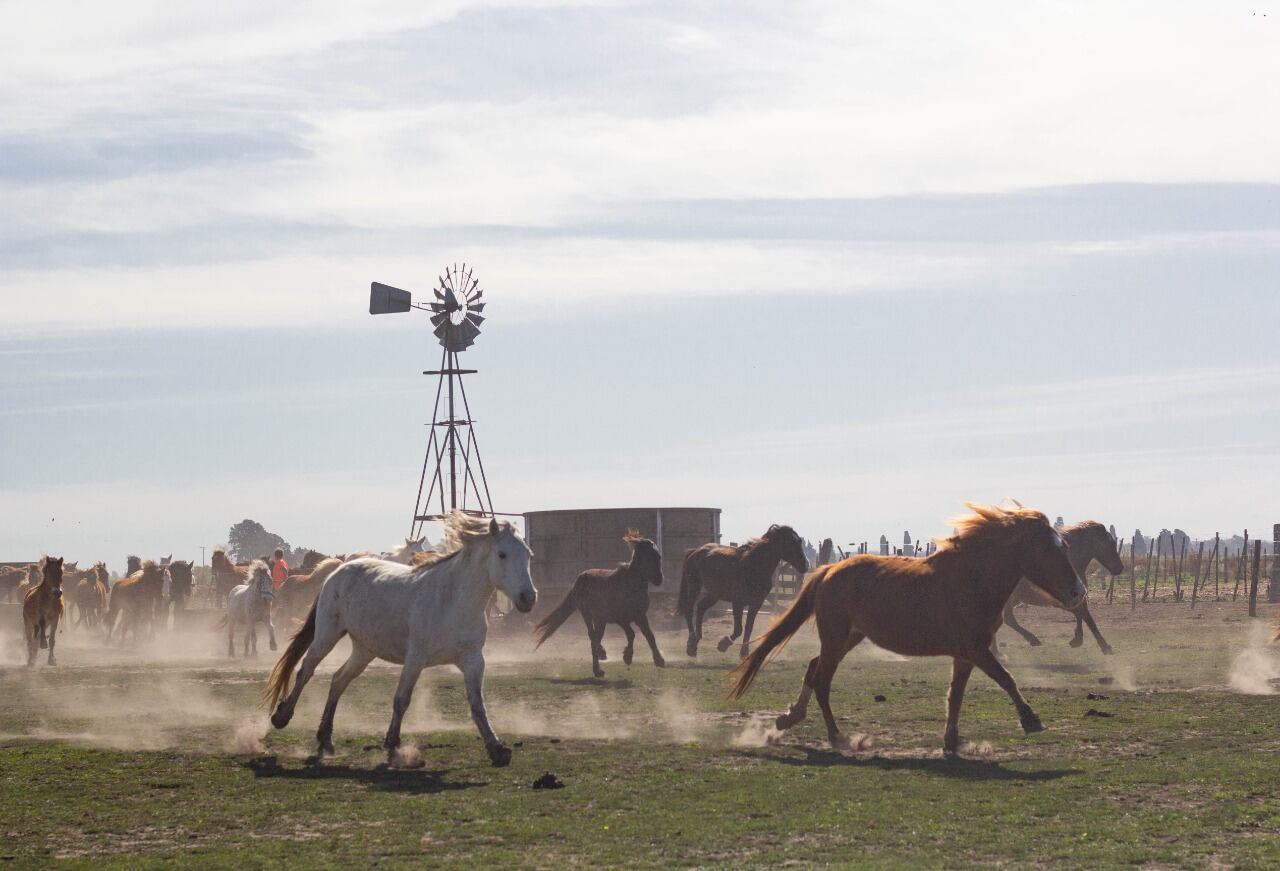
[272,558,289,590]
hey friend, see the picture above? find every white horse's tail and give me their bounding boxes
[263,599,317,712]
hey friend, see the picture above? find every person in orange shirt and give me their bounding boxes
[271,549,290,591]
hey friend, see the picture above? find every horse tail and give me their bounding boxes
[675,549,700,618]
[262,599,316,712]
[727,567,826,701]
[532,585,577,648]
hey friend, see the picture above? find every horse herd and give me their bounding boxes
[13,504,1130,769]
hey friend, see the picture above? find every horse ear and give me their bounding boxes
[489,518,500,537]
[405,537,412,545]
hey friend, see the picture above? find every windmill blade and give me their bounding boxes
[465,312,485,328]
[434,287,445,301]
[433,322,451,343]
[444,288,459,309]
[471,289,483,302]
[430,313,449,328]
[428,302,446,312]
[457,321,480,345]
[468,302,485,313]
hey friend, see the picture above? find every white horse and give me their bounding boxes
[225,560,278,658]
[380,535,429,564]
[264,513,536,767]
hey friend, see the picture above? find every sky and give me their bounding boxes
[1,1,1279,568]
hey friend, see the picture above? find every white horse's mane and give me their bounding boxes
[436,511,520,556]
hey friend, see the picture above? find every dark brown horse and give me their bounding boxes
[23,556,65,666]
[730,504,1086,755]
[211,549,249,604]
[104,561,167,644]
[679,524,809,659]
[69,562,110,629]
[126,555,142,576]
[1001,520,1124,654]
[276,557,342,627]
[1,564,36,602]
[163,560,195,624]
[533,531,665,678]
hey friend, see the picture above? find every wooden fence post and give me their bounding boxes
[1129,541,1137,610]
[1249,539,1262,617]
[1141,539,1155,601]
[1233,530,1248,601]
[1271,524,1280,603]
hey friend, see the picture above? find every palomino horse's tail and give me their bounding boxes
[727,567,827,701]
[674,549,699,618]
[262,599,317,712]
[532,588,576,648]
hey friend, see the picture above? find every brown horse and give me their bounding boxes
[23,556,65,666]
[104,561,167,644]
[0,564,35,602]
[679,524,809,659]
[211,549,249,604]
[1001,520,1124,654]
[729,504,1086,755]
[533,531,666,677]
[276,558,343,627]
[69,562,110,629]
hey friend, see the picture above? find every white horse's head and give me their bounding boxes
[442,512,537,612]
[248,559,274,598]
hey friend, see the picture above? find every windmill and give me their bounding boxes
[369,263,497,537]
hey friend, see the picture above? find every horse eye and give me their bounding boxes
[498,552,507,560]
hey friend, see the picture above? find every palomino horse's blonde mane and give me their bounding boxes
[934,502,1052,551]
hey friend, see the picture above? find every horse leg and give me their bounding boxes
[244,624,254,658]
[636,615,665,667]
[717,604,743,653]
[689,594,715,657]
[969,648,1044,735]
[25,621,37,667]
[1003,602,1042,647]
[943,658,975,756]
[588,620,607,678]
[265,612,278,652]
[1074,602,1113,654]
[738,603,761,660]
[621,622,636,666]
[776,656,821,730]
[315,643,375,757]
[813,635,864,751]
[46,614,58,666]
[382,660,427,760]
[458,650,511,767]
[270,624,344,730]
[227,618,236,658]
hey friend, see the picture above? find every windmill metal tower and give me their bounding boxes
[369,264,496,537]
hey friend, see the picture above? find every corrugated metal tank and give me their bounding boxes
[522,507,721,603]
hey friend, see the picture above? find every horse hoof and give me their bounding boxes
[596,649,608,661]
[653,656,666,668]
[320,741,336,758]
[1021,716,1045,735]
[269,641,278,652]
[270,707,293,730]
[775,709,802,730]
[1068,637,1083,648]
[1028,638,1043,647]
[593,668,605,679]
[716,637,733,653]
[1101,646,1114,656]
[487,742,512,767]
[686,640,698,658]
[623,650,634,666]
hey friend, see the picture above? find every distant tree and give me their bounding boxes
[226,519,289,564]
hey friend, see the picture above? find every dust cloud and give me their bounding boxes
[1227,623,1279,695]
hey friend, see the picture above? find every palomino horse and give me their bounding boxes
[276,558,342,628]
[380,536,429,564]
[729,504,1087,755]
[533,531,665,678]
[69,563,110,629]
[265,513,537,767]
[224,561,277,658]
[104,561,168,644]
[211,550,249,604]
[680,524,809,659]
[23,556,64,666]
[1001,520,1124,654]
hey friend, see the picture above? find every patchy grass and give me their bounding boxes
[2,601,1279,868]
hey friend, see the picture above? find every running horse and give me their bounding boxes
[104,560,168,644]
[679,524,809,659]
[23,556,65,666]
[533,531,665,678]
[730,504,1086,755]
[223,560,277,658]
[1000,520,1124,654]
[162,560,196,626]
[276,558,343,628]
[0,564,34,602]
[211,550,249,605]
[265,513,537,767]
[69,562,110,629]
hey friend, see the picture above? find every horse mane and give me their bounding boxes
[934,503,1051,551]
[740,524,799,557]
[409,550,452,568]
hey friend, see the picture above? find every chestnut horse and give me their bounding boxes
[276,558,343,627]
[730,504,1086,755]
[1001,520,1124,654]
[533,531,665,678]
[23,556,65,666]
[104,561,168,644]
[1,564,35,602]
[680,524,809,659]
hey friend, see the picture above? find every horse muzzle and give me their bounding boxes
[1062,581,1088,610]
[513,591,536,613]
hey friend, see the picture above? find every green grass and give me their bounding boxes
[2,601,1279,868]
